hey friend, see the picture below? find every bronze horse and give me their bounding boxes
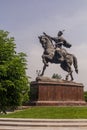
[38,35,78,81]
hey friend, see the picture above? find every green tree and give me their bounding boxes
[0,30,29,113]
[52,73,62,79]
[84,91,87,102]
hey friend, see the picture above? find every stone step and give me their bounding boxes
[0,119,87,128]
[0,126,86,130]
[0,127,87,130]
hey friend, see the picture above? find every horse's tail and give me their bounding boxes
[73,55,78,74]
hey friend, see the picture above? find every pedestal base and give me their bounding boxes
[30,101,86,106]
[30,77,86,106]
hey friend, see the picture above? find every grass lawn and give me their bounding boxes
[0,106,87,119]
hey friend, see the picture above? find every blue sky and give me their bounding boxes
[0,0,87,90]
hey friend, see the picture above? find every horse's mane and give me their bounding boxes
[43,35,54,47]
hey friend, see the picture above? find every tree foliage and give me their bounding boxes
[0,30,29,113]
[84,91,87,102]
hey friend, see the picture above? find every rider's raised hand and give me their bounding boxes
[43,32,46,35]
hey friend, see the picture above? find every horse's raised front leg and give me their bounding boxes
[42,55,49,66]
[40,64,47,76]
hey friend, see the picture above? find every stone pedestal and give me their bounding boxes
[30,77,86,106]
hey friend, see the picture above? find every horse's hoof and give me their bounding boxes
[71,79,74,81]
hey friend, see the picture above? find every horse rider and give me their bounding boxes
[43,30,72,62]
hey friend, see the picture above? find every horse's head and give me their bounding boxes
[38,35,48,49]
[38,35,47,44]
[38,35,53,50]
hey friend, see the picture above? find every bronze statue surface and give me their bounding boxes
[38,31,78,81]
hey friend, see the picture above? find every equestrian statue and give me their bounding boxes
[38,30,78,81]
